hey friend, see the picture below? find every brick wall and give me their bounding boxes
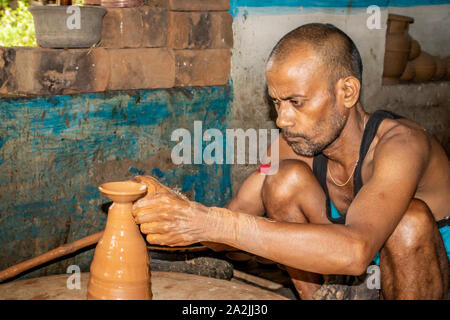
[0,0,233,96]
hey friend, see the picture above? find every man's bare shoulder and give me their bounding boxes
[371,116,450,219]
[373,117,432,161]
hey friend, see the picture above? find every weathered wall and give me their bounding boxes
[229,1,450,193]
[0,1,235,280]
[0,86,233,279]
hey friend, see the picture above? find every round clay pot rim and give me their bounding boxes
[99,181,147,196]
[388,13,414,23]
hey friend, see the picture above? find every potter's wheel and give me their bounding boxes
[0,272,288,300]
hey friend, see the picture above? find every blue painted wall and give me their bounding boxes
[229,0,450,16]
[0,86,233,279]
[231,0,450,8]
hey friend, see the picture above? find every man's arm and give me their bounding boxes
[201,170,266,251]
[199,127,431,274]
[135,127,430,275]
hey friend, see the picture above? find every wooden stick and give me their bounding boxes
[233,270,283,291]
[0,231,103,283]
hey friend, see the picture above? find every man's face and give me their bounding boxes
[266,48,346,156]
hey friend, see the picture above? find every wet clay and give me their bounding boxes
[87,180,152,300]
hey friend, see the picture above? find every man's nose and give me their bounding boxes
[276,103,295,129]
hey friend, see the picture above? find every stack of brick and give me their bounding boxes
[0,0,232,96]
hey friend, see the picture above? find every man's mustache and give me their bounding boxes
[281,129,309,140]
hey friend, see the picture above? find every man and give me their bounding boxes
[132,23,450,299]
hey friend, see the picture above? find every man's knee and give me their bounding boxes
[262,159,313,203]
[390,199,435,249]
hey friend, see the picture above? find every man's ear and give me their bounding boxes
[337,76,361,109]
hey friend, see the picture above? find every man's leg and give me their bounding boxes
[380,199,449,299]
[261,159,331,299]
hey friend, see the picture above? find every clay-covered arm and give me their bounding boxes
[201,170,267,252]
[200,206,364,275]
[133,191,362,275]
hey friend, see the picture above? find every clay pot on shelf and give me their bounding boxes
[28,5,106,48]
[410,52,436,82]
[87,181,152,300]
[400,61,415,82]
[101,0,143,7]
[409,38,421,60]
[383,33,412,77]
[382,14,414,83]
[432,56,446,80]
[386,13,414,34]
[382,76,400,85]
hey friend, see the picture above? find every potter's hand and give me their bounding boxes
[133,192,214,247]
[132,175,214,246]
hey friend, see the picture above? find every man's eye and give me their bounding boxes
[291,100,303,108]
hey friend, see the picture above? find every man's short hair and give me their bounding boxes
[268,23,363,89]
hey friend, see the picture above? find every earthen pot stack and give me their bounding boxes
[383,14,414,84]
[408,39,421,60]
[399,61,415,81]
[431,56,447,80]
[410,52,437,82]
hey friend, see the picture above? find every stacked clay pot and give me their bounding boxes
[399,60,415,81]
[383,14,414,84]
[397,29,448,83]
[409,52,436,82]
[432,56,447,80]
[409,39,421,60]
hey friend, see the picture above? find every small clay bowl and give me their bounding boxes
[225,251,253,263]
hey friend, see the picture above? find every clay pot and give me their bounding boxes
[400,61,415,82]
[382,77,400,85]
[383,14,414,80]
[383,33,411,78]
[432,56,446,80]
[409,39,421,60]
[386,14,414,34]
[410,52,436,82]
[87,181,152,300]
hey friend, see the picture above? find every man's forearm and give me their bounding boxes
[204,207,367,275]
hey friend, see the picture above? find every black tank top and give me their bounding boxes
[312,110,404,225]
